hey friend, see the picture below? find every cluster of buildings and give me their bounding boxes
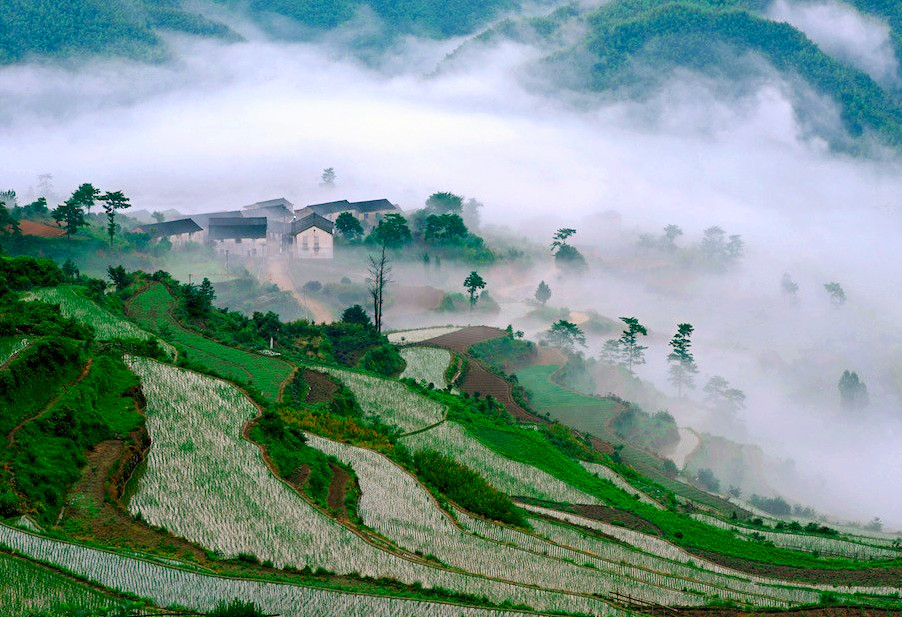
[131,198,400,260]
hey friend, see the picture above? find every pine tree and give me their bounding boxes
[667,323,698,397]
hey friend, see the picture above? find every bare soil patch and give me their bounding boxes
[422,326,507,354]
[685,547,902,587]
[461,360,546,423]
[19,220,66,238]
[303,369,339,403]
[287,464,311,492]
[327,462,349,518]
[573,504,663,537]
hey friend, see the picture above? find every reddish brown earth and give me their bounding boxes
[572,504,663,536]
[422,326,507,354]
[326,462,350,518]
[287,464,311,492]
[18,220,66,238]
[303,369,339,403]
[684,547,902,587]
[63,437,208,564]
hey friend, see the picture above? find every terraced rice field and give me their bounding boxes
[319,366,446,433]
[579,461,663,509]
[307,434,799,607]
[388,327,461,344]
[123,357,623,615]
[402,421,598,504]
[0,551,121,614]
[690,514,902,560]
[400,347,452,388]
[0,524,598,617]
[26,286,154,341]
[127,283,292,401]
[521,505,902,598]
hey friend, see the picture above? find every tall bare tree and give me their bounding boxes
[367,246,392,334]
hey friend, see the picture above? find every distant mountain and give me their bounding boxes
[476,0,902,149]
[0,0,516,64]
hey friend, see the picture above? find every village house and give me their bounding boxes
[207,216,268,257]
[295,198,401,231]
[132,218,202,248]
[290,213,334,259]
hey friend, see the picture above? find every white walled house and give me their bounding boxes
[208,217,269,257]
[291,213,334,259]
[131,218,202,248]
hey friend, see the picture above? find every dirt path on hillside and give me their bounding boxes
[266,257,333,323]
[7,359,93,448]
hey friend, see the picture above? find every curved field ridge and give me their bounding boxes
[456,510,812,607]
[690,514,902,560]
[400,347,452,388]
[0,524,586,617]
[523,505,902,597]
[26,287,155,342]
[125,357,621,615]
[0,336,29,365]
[401,422,600,505]
[307,435,703,605]
[319,366,446,433]
[127,283,290,400]
[388,327,462,344]
[579,461,663,509]
[0,551,115,614]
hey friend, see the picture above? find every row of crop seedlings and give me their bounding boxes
[579,461,664,509]
[323,364,598,504]
[457,509,821,607]
[306,434,711,606]
[524,505,902,598]
[124,357,623,616]
[0,551,117,614]
[387,327,461,345]
[318,367,446,433]
[691,514,902,560]
[27,287,177,357]
[0,524,601,617]
[27,287,151,341]
[402,421,598,504]
[400,347,452,389]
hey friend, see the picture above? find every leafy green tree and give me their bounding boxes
[667,323,698,397]
[616,316,648,373]
[534,280,551,306]
[704,375,745,413]
[368,213,411,248]
[423,213,468,245]
[824,282,846,307]
[545,320,586,353]
[335,211,364,241]
[18,196,49,219]
[425,191,464,214]
[151,211,165,223]
[551,227,587,271]
[838,370,868,410]
[695,468,720,493]
[341,304,372,329]
[699,226,743,270]
[68,182,100,214]
[61,258,79,281]
[320,167,336,187]
[463,270,486,310]
[98,190,131,250]
[0,202,21,251]
[107,265,129,292]
[208,598,266,617]
[51,199,88,239]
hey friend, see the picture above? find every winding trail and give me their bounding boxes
[266,256,333,323]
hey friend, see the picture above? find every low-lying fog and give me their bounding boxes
[3,4,902,528]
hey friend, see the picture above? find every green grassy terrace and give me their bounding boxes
[126,283,293,402]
